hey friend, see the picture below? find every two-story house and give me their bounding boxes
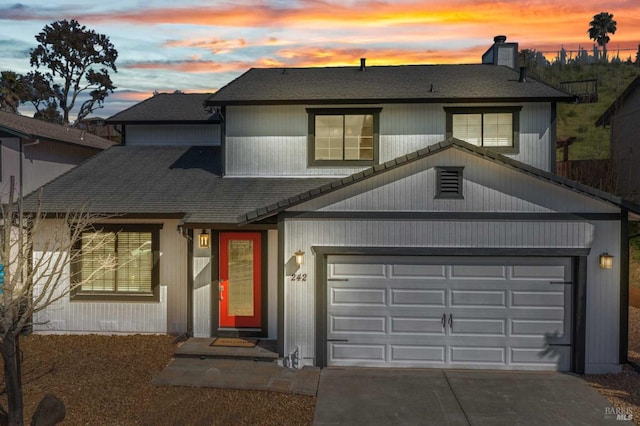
[26,37,639,375]
[0,110,114,202]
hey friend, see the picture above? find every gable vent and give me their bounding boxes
[436,167,464,199]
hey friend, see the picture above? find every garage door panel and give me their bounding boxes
[451,265,507,279]
[391,317,446,335]
[389,264,446,278]
[391,345,446,363]
[450,290,506,307]
[331,287,386,305]
[330,315,386,333]
[450,346,506,363]
[331,263,386,277]
[511,290,565,307]
[330,343,386,363]
[390,289,446,306]
[511,347,570,370]
[450,318,506,336]
[512,265,568,280]
[511,319,565,337]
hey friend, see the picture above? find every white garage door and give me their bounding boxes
[327,256,572,370]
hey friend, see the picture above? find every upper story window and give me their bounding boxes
[444,107,522,153]
[71,224,161,302]
[307,108,381,166]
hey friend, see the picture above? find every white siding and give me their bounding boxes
[126,124,220,146]
[225,103,553,176]
[33,219,187,335]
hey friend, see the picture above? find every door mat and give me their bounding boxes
[210,337,259,348]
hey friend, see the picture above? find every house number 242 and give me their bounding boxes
[291,273,307,282]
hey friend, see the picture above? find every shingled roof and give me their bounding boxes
[0,111,114,150]
[107,93,221,123]
[23,145,332,224]
[238,138,640,225]
[206,64,574,106]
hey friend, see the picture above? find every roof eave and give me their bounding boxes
[106,119,220,125]
[207,96,575,107]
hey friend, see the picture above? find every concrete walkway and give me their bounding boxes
[152,358,320,396]
[313,368,620,425]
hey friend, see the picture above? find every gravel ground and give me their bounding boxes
[0,335,315,425]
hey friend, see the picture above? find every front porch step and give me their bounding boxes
[174,338,279,362]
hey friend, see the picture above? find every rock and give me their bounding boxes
[30,394,65,426]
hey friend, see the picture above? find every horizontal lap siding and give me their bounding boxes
[33,219,187,335]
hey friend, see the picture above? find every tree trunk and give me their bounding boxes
[2,332,24,425]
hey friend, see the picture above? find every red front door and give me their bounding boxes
[219,232,262,328]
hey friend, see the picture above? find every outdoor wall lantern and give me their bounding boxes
[599,253,614,269]
[295,250,305,266]
[198,230,210,249]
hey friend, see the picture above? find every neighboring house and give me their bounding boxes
[0,111,115,202]
[596,74,640,203]
[26,37,638,375]
[107,93,221,146]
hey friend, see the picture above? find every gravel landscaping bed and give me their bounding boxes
[0,335,315,425]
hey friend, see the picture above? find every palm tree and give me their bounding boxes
[588,12,617,61]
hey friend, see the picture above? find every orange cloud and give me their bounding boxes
[110,91,153,102]
[122,60,252,73]
[164,38,247,54]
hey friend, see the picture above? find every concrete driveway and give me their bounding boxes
[313,368,620,425]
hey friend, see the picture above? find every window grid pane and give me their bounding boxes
[453,112,513,147]
[483,113,513,147]
[314,113,374,161]
[315,115,344,160]
[452,114,482,146]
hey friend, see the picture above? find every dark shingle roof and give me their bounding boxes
[595,74,640,127]
[23,145,332,224]
[107,93,221,123]
[0,111,114,150]
[239,138,640,225]
[206,64,574,106]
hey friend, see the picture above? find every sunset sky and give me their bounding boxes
[1,0,639,118]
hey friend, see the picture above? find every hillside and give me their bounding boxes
[529,62,640,160]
